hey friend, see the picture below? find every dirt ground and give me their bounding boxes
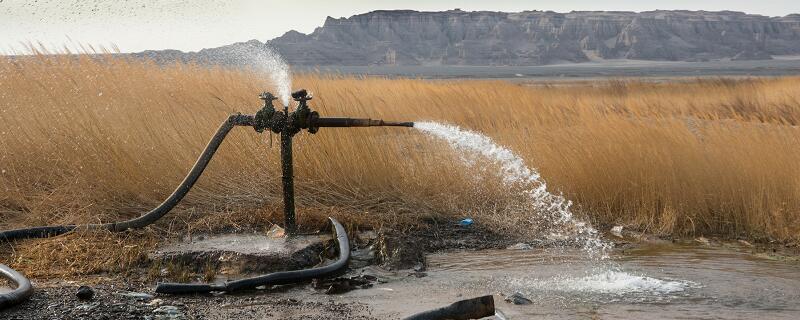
[1,221,514,319]
[2,221,798,320]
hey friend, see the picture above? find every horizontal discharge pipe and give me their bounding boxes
[313,117,414,128]
[155,217,350,294]
[0,264,33,310]
[0,114,255,241]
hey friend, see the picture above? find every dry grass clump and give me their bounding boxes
[1,53,799,252]
[0,230,157,278]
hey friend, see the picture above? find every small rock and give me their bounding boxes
[507,243,533,250]
[504,292,532,305]
[610,226,624,238]
[360,274,378,281]
[74,302,99,311]
[266,225,285,238]
[76,286,94,300]
[154,306,186,320]
[314,275,377,294]
[147,298,164,307]
[695,237,711,245]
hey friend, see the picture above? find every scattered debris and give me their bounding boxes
[459,218,474,227]
[76,286,94,301]
[738,239,753,247]
[504,292,532,305]
[507,243,533,250]
[148,298,165,306]
[153,305,185,319]
[313,275,377,294]
[118,291,154,301]
[376,231,426,270]
[611,226,624,238]
[266,225,286,239]
[695,237,711,246]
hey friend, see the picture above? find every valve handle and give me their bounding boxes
[259,92,278,103]
[291,89,312,101]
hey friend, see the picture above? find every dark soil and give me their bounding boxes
[6,218,793,319]
[1,218,511,319]
[1,281,377,320]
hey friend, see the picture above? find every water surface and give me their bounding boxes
[349,244,800,319]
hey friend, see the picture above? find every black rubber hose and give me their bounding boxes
[0,264,33,310]
[155,217,350,294]
[0,114,255,241]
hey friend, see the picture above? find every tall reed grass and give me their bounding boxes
[1,54,798,242]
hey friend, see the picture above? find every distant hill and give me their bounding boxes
[132,10,800,66]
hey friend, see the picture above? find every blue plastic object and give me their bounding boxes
[459,218,474,227]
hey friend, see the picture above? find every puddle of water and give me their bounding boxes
[346,245,800,319]
[519,270,694,295]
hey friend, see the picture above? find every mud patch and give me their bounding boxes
[151,233,330,281]
[375,231,426,271]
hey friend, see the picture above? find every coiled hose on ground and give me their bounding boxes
[0,264,33,310]
[0,114,254,241]
[155,217,350,294]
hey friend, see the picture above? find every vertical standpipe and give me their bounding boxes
[257,89,412,235]
[281,107,297,234]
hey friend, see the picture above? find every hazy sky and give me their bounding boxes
[2,0,799,53]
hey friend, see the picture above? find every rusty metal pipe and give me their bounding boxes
[313,117,414,128]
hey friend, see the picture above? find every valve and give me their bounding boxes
[253,91,284,133]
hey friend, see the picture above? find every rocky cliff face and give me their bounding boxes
[135,10,800,66]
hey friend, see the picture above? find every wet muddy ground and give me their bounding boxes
[2,229,799,319]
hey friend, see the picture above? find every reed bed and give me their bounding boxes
[1,54,799,247]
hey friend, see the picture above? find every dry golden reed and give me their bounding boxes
[1,54,799,244]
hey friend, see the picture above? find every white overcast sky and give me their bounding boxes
[2,0,799,53]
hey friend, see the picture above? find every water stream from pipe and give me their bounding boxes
[414,121,611,259]
[414,121,694,296]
